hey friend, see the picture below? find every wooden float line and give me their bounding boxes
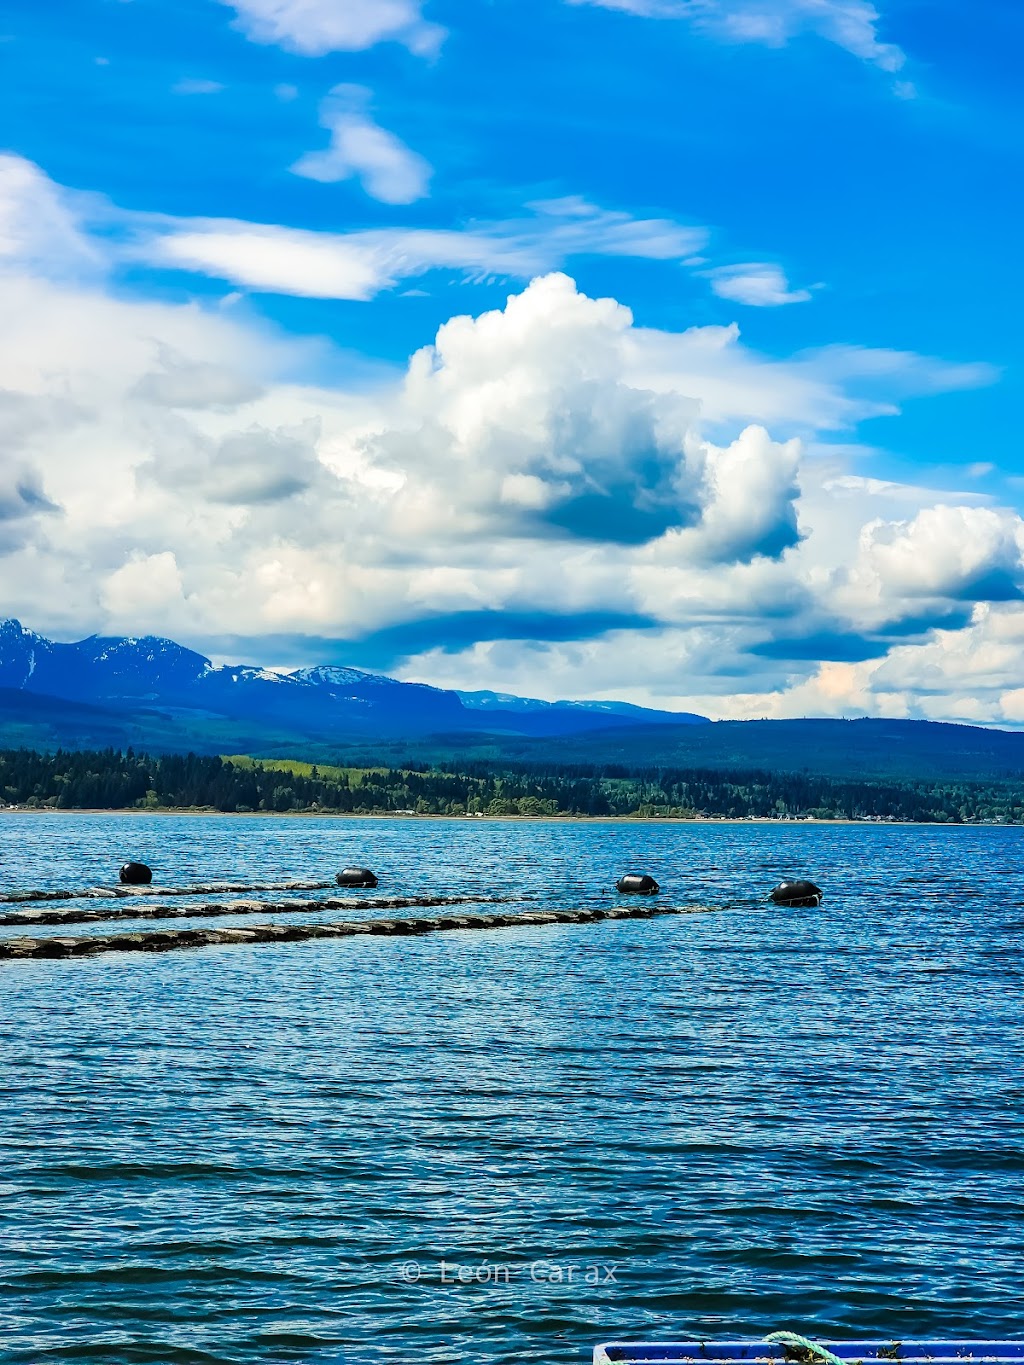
[0,878,339,905]
[0,893,518,929]
[0,904,682,961]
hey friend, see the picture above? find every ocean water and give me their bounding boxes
[1,812,1023,1365]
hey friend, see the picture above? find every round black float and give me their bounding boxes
[119,861,153,885]
[336,866,379,888]
[769,879,822,907]
[616,873,660,895]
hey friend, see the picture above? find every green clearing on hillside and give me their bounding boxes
[222,755,462,784]
[222,755,387,784]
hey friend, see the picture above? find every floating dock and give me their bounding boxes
[0,892,515,929]
[0,902,684,961]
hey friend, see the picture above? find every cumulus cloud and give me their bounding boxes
[834,505,1024,628]
[707,261,812,306]
[291,85,431,204]
[567,0,906,75]
[4,267,798,627]
[662,424,803,562]
[101,552,187,620]
[219,0,445,57]
[357,273,712,545]
[132,346,265,410]
[0,388,83,453]
[142,417,325,505]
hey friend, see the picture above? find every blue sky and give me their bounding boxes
[1,0,1022,723]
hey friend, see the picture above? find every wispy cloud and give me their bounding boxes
[568,0,682,12]
[0,154,709,302]
[707,261,812,306]
[567,0,907,76]
[291,85,431,205]
[172,78,225,95]
[140,200,709,300]
[219,0,445,57]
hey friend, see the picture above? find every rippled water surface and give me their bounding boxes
[1,813,1023,1364]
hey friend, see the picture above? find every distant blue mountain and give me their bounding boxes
[0,619,708,746]
[4,620,1024,783]
[456,689,705,726]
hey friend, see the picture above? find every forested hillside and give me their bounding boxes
[0,747,1021,823]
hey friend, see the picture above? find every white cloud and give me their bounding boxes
[220,0,445,57]
[530,194,705,261]
[101,552,187,619]
[0,465,60,555]
[355,272,717,546]
[568,0,906,75]
[863,506,1024,602]
[726,603,1024,726]
[139,200,708,300]
[151,223,390,300]
[806,343,995,395]
[707,261,811,306]
[834,505,1024,627]
[131,346,265,409]
[291,85,431,204]
[0,153,100,276]
[660,424,803,563]
[143,417,327,506]
[627,326,994,438]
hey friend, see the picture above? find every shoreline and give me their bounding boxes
[0,807,1014,827]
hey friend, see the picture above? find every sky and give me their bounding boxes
[1,0,1022,724]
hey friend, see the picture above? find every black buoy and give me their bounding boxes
[616,873,660,895]
[336,867,378,888]
[119,861,153,885]
[769,879,822,907]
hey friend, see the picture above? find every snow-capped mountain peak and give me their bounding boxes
[289,665,374,687]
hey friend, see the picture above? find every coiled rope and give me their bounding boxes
[765,1332,848,1365]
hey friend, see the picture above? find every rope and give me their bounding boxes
[765,1332,848,1365]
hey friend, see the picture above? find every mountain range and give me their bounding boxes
[0,618,706,751]
[4,619,1024,784]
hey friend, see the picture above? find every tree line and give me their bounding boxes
[0,746,1022,823]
